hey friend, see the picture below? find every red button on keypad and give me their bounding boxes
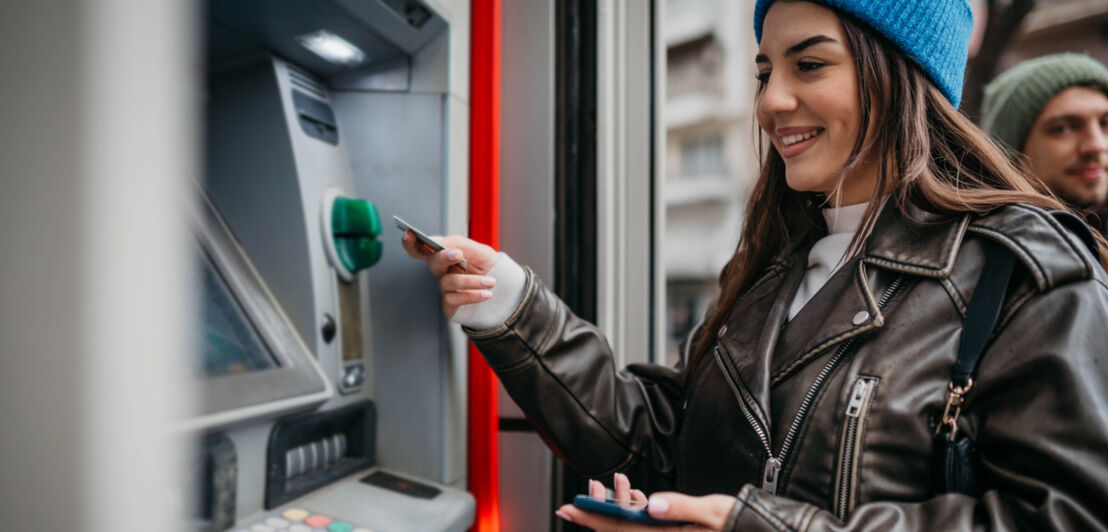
[305,515,332,528]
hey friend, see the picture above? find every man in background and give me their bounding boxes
[983,53,1108,236]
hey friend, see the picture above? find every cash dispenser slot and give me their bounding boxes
[265,401,375,508]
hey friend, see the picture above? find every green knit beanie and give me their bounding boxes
[982,53,1108,152]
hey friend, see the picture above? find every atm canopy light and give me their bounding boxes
[295,30,367,66]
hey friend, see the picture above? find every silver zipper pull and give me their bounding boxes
[845,379,869,418]
[762,457,782,494]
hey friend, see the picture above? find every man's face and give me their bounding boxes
[1023,86,1108,210]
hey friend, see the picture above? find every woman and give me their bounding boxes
[404,0,1108,530]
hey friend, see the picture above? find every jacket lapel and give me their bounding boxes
[716,250,804,433]
[770,259,890,385]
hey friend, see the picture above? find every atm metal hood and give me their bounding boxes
[208,0,446,79]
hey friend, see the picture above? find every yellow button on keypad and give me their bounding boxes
[281,508,310,522]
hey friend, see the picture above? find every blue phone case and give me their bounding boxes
[572,495,690,526]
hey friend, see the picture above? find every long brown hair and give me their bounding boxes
[686,6,1108,375]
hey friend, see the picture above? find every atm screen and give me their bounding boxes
[199,251,280,377]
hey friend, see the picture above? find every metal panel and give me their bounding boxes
[205,58,317,350]
[333,90,451,483]
[499,433,555,532]
[498,0,557,423]
[500,0,557,284]
[498,0,557,527]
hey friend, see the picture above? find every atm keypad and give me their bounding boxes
[235,508,374,532]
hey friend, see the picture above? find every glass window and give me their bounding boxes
[659,0,759,364]
[679,133,725,179]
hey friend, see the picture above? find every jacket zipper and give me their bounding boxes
[715,345,774,454]
[833,376,878,520]
[716,275,903,496]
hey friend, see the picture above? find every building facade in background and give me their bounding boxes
[999,0,1108,70]
[662,0,758,364]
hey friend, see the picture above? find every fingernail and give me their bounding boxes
[447,249,462,261]
[555,510,574,523]
[481,276,496,287]
[480,290,493,298]
[648,496,669,516]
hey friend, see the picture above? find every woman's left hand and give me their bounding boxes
[555,473,737,531]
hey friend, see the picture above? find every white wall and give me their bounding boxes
[0,0,196,529]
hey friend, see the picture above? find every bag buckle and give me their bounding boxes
[936,379,973,441]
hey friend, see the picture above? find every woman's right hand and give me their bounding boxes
[555,473,734,531]
[400,231,502,318]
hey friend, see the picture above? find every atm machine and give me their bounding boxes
[182,1,474,530]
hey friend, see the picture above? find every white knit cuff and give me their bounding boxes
[450,252,527,331]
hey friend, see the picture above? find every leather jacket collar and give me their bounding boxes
[759,200,973,288]
[862,200,971,279]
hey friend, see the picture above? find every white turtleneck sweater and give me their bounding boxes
[451,202,870,331]
[787,202,868,320]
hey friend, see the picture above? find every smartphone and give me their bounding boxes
[394,215,467,272]
[572,495,690,527]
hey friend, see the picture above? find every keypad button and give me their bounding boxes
[283,509,310,522]
[305,515,332,528]
[288,525,312,532]
[267,517,291,528]
[352,529,375,532]
[328,522,355,532]
[251,525,275,532]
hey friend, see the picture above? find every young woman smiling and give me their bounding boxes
[404,0,1108,530]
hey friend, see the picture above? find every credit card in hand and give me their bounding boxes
[394,215,467,272]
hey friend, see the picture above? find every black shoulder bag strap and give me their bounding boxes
[931,210,1099,496]
[931,238,1016,496]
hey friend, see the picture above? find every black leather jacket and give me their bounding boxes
[467,203,1108,531]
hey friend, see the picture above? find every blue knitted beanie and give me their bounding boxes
[753,0,974,107]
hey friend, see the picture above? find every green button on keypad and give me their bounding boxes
[328,522,355,532]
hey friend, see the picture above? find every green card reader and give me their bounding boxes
[323,188,382,281]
